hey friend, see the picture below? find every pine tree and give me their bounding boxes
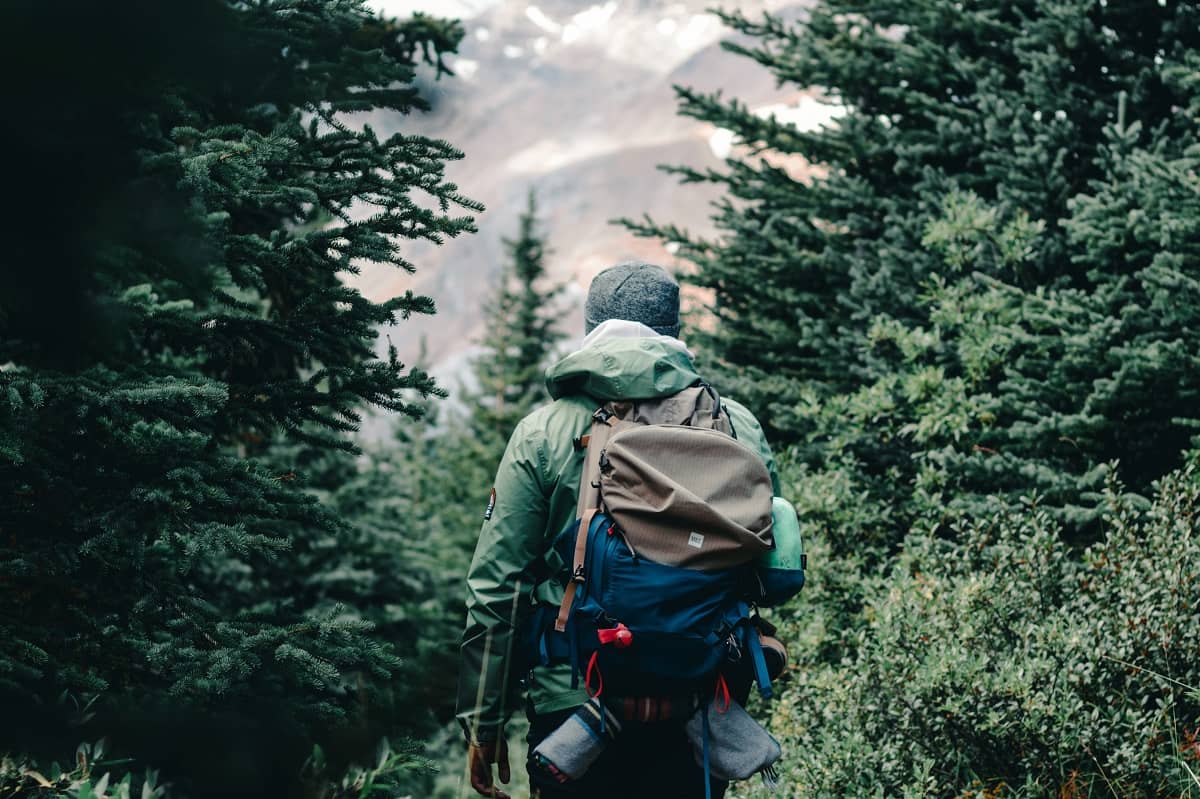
[444,189,565,553]
[393,190,565,553]
[0,1,480,794]
[401,188,564,602]
[469,190,565,447]
[622,6,1200,794]
[617,6,1200,794]
[308,194,563,793]
[626,0,1200,551]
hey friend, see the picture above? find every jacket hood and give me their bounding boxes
[545,338,701,401]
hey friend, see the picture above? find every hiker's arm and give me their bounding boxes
[456,419,548,744]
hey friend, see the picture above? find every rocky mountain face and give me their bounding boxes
[360,0,819,382]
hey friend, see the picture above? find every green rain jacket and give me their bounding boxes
[455,338,780,743]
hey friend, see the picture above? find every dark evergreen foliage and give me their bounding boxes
[323,193,563,797]
[0,1,479,794]
[769,462,1200,798]
[625,0,1200,550]
[625,3,1200,796]
[469,190,566,447]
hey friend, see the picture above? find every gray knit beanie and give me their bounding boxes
[584,261,680,337]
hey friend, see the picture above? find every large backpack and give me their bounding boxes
[529,383,780,702]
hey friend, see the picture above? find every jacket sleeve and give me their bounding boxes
[455,418,548,743]
[724,398,782,495]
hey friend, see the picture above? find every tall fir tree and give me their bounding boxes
[0,1,480,795]
[398,188,564,597]
[312,191,564,776]
[626,0,1200,551]
[470,190,565,447]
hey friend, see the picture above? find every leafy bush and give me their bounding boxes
[0,739,169,799]
[301,739,435,799]
[751,458,1200,798]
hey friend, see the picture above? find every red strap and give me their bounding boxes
[714,673,730,714]
[586,651,604,699]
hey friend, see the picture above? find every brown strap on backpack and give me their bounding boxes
[554,406,625,632]
[554,506,596,632]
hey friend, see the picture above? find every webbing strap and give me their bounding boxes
[701,703,712,799]
[568,618,579,688]
[554,507,597,632]
[747,625,774,701]
[575,408,618,519]
[555,407,620,633]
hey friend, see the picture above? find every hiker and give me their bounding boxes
[457,261,786,799]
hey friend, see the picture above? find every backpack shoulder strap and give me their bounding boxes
[554,405,625,632]
[574,404,623,516]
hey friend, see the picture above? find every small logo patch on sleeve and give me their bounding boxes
[687,532,705,549]
[484,487,497,521]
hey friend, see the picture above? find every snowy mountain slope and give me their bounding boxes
[358,0,822,378]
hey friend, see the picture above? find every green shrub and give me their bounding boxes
[0,739,169,799]
[752,457,1200,798]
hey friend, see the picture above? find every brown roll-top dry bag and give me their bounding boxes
[599,424,773,569]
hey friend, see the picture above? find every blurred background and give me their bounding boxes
[361,0,831,380]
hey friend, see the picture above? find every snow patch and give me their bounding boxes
[534,36,549,55]
[754,97,847,133]
[506,128,680,174]
[562,2,617,45]
[709,128,736,160]
[474,27,491,42]
[675,13,721,52]
[369,0,501,20]
[525,5,562,35]
[657,18,678,36]
[503,45,525,59]
[454,58,479,80]
[575,2,618,30]
[507,137,614,173]
[706,99,845,160]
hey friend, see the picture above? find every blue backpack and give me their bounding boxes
[529,385,802,703]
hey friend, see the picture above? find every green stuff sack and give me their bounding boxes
[756,497,806,607]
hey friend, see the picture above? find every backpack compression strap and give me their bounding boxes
[554,406,621,633]
[555,506,597,632]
